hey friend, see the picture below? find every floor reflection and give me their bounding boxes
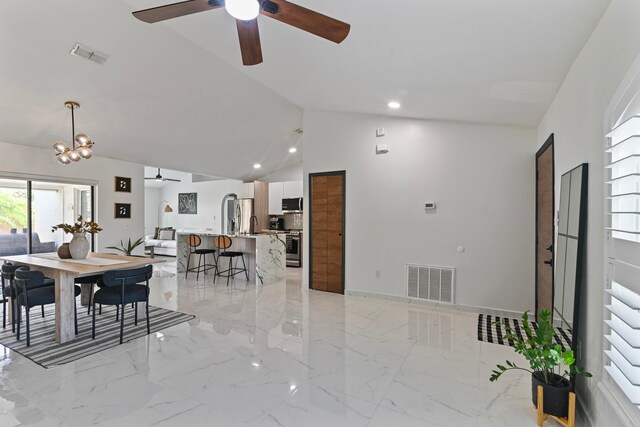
[0,263,542,426]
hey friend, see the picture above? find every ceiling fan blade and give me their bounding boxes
[164,178,182,182]
[260,0,350,44]
[236,19,263,66]
[144,177,155,180]
[133,0,224,23]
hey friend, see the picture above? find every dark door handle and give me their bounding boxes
[544,259,553,266]
[546,245,553,253]
[338,234,342,236]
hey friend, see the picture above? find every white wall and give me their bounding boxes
[303,110,537,313]
[157,177,244,233]
[144,187,160,235]
[0,140,145,254]
[537,1,640,425]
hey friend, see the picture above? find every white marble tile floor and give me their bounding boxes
[0,263,577,426]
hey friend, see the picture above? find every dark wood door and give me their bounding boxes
[310,171,345,294]
[536,134,555,320]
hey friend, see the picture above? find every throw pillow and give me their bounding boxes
[158,229,174,240]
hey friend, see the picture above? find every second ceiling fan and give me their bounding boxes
[132,0,350,66]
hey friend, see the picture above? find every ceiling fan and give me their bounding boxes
[145,168,182,182]
[132,0,350,66]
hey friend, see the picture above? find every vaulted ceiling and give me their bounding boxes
[0,0,610,179]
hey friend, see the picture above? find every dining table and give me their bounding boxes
[0,252,164,344]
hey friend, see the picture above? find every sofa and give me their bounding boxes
[144,228,177,257]
[0,232,57,256]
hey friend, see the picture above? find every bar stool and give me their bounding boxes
[214,235,249,286]
[185,234,217,280]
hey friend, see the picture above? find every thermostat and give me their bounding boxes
[425,202,436,210]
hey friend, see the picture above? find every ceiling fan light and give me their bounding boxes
[53,141,69,153]
[68,150,81,162]
[78,147,93,159]
[75,133,91,146]
[57,153,71,164]
[225,0,259,21]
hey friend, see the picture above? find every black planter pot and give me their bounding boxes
[531,372,571,418]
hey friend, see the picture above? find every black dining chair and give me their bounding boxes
[91,265,153,344]
[14,268,80,346]
[75,274,104,315]
[2,263,55,332]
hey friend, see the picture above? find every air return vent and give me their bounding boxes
[407,264,455,303]
[70,43,108,65]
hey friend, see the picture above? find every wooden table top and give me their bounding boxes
[0,252,164,275]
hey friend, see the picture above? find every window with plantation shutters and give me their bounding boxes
[604,117,640,409]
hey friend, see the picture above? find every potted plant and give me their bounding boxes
[489,309,591,418]
[51,215,102,260]
[106,237,145,256]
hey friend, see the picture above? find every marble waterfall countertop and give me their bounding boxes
[176,231,286,285]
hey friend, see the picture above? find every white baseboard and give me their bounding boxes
[344,289,527,318]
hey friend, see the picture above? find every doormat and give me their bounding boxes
[477,314,572,352]
[0,305,195,368]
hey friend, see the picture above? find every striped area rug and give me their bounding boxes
[0,305,194,368]
[477,314,572,352]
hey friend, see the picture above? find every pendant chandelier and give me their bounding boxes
[52,101,95,165]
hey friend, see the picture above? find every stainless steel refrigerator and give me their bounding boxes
[226,198,254,235]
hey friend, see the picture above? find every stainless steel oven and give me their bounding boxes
[285,231,302,267]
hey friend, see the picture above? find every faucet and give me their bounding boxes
[250,215,258,234]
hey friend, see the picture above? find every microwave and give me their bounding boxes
[282,197,303,212]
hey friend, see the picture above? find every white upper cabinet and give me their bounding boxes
[239,182,254,199]
[269,182,284,215]
[283,181,303,198]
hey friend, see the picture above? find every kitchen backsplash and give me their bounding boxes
[284,213,303,230]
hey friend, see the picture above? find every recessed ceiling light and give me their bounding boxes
[253,163,261,169]
[388,101,401,109]
[289,147,297,153]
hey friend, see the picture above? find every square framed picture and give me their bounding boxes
[114,176,132,193]
[178,193,198,214]
[114,203,131,219]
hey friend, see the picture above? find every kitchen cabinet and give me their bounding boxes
[269,182,283,215]
[239,182,254,199]
[283,181,303,198]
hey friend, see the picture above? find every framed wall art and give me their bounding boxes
[178,193,197,214]
[114,176,132,193]
[114,203,131,219]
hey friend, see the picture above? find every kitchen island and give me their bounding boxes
[176,231,286,285]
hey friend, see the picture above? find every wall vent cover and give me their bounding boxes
[407,264,455,303]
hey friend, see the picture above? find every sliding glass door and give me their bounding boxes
[0,178,28,255]
[0,177,95,256]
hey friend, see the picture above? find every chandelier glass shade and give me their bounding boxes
[52,101,95,165]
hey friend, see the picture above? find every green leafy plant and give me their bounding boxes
[51,215,102,235]
[490,309,592,386]
[106,237,145,256]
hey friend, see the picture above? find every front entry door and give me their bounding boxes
[535,134,555,320]
[309,171,345,294]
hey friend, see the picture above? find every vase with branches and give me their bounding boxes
[51,215,102,259]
